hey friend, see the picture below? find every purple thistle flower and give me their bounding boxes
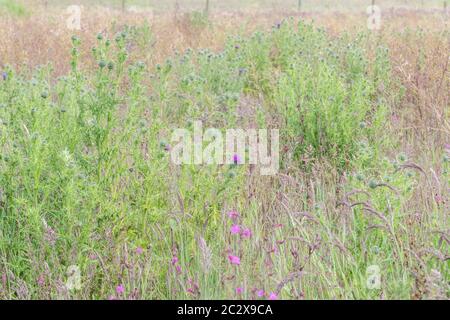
[232,154,241,165]
[268,292,278,300]
[256,289,265,297]
[135,247,143,255]
[116,284,124,295]
[171,256,179,265]
[242,228,252,239]
[230,224,241,235]
[228,255,241,265]
[227,210,240,220]
[236,287,243,295]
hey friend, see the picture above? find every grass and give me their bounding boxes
[31,0,450,12]
[0,0,28,16]
[0,3,448,300]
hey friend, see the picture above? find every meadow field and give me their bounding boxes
[0,0,448,300]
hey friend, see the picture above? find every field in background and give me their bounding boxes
[0,1,449,300]
[7,0,450,12]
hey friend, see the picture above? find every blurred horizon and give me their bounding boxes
[11,0,450,13]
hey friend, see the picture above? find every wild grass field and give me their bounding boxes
[0,0,448,300]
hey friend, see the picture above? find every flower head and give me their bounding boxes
[227,210,239,220]
[116,284,124,295]
[171,256,179,265]
[232,154,241,165]
[242,228,252,238]
[268,292,278,300]
[236,287,243,295]
[135,247,143,255]
[230,224,241,235]
[256,289,265,297]
[228,255,241,265]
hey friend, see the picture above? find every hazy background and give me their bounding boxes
[14,0,450,12]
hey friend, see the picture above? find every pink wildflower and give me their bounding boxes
[136,247,143,255]
[230,225,241,235]
[227,210,240,220]
[242,228,252,238]
[228,255,241,265]
[268,292,278,300]
[256,289,265,297]
[171,256,179,265]
[233,154,241,164]
[236,287,243,295]
[116,284,124,295]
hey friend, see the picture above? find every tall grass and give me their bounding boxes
[0,9,448,300]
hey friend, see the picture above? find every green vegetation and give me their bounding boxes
[0,17,448,300]
[0,0,28,16]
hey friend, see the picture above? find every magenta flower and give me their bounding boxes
[230,224,241,235]
[233,154,241,164]
[171,256,179,265]
[445,143,450,151]
[136,247,143,255]
[187,288,195,294]
[116,284,124,295]
[268,292,278,300]
[228,255,241,265]
[176,265,182,274]
[236,287,243,295]
[242,228,252,238]
[227,210,240,220]
[256,289,265,297]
